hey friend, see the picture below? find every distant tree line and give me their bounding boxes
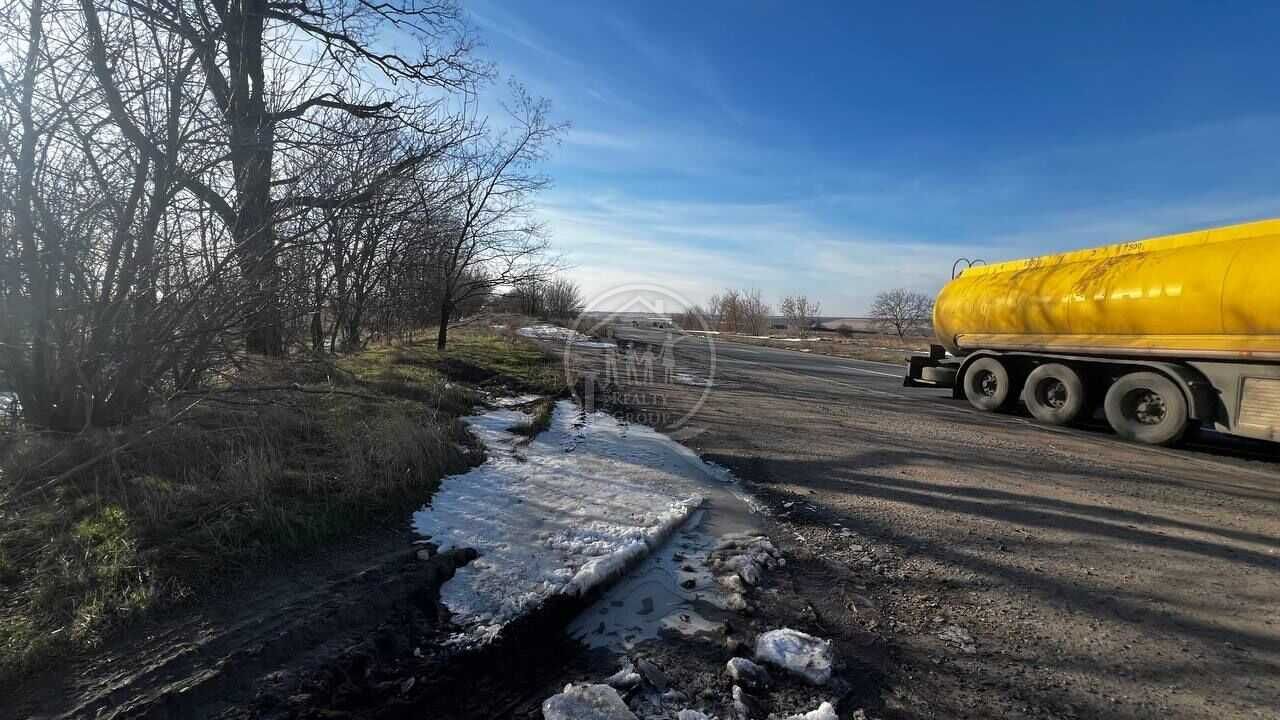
[675,288,771,335]
[0,0,563,430]
[780,295,821,338]
[495,277,584,322]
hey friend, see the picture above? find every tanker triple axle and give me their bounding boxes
[905,219,1280,445]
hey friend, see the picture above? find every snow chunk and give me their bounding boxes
[414,401,707,641]
[542,683,638,720]
[676,711,713,720]
[725,657,770,689]
[604,660,641,690]
[754,628,834,685]
[784,701,839,720]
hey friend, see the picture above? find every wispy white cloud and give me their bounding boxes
[562,128,640,150]
[540,192,960,313]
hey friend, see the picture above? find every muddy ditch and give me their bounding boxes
[272,398,886,719]
[34,388,888,719]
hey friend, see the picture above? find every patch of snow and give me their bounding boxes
[672,372,712,387]
[709,534,781,590]
[414,400,708,642]
[486,392,543,408]
[754,628,835,685]
[676,711,713,720]
[518,323,616,348]
[784,702,839,720]
[604,660,642,690]
[542,683,637,720]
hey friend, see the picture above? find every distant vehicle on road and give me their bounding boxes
[906,219,1280,446]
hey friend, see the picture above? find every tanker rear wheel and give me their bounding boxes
[1022,363,1086,426]
[963,357,1014,412]
[1103,371,1189,446]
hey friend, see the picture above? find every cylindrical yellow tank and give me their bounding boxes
[934,219,1280,361]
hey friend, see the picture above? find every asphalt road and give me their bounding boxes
[614,325,1280,464]
[599,325,1280,719]
[621,326,909,385]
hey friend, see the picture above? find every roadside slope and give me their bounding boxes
[1,327,563,719]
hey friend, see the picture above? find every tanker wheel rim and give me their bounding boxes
[1123,389,1168,426]
[975,369,1000,398]
[1035,378,1070,410]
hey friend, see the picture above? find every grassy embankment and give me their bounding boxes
[0,326,561,682]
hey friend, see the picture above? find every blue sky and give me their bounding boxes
[466,1,1280,314]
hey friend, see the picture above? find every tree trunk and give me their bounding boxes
[310,310,323,351]
[436,301,452,350]
[226,0,282,356]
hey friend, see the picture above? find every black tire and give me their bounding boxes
[1022,363,1087,426]
[963,357,1013,412]
[1103,371,1189,446]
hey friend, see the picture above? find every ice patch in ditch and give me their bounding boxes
[518,323,616,348]
[414,400,712,643]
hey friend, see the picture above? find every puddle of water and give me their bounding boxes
[567,473,763,652]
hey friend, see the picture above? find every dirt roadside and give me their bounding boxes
[572,335,1280,719]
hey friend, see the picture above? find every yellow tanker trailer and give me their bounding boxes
[905,219,1280,445]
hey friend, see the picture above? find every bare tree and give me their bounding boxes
[430,85,563,349]
[78,0,484,355]
[542,277,584,321]
[741,288,771,335]
[869,288,934,340]
[0,0,562,430]
[0,0,241,427]
[674,304,710,331]
[716,290,742,332]
[496,278,546,317]
[707,288,769,335]
[703,294,722,330]
[780,295,822,338]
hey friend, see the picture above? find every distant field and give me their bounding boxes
[688,328,932,364]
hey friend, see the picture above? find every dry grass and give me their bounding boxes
[0,325,563,682]
[509,398,556,438]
